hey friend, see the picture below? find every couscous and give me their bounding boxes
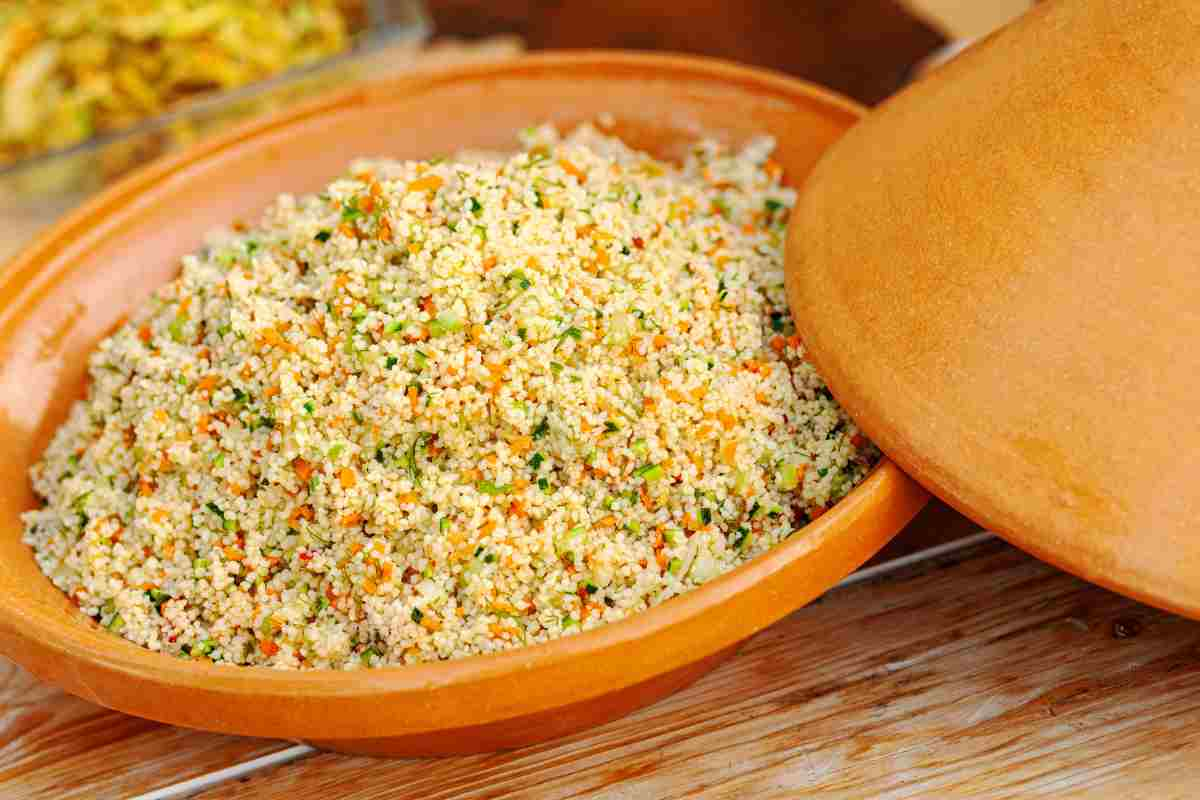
[23,122,877,669]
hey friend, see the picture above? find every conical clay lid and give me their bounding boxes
[787,0,1200,615]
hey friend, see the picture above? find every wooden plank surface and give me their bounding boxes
[0,505,982,800]
[0,657,286,799]
[177,542,1200,800]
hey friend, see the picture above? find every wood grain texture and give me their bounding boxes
[184,542,1200,799]
[0,658,286,799]
[0,506,978,798]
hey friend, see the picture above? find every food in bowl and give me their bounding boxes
[0,0,365,166]
[22,122,877,669]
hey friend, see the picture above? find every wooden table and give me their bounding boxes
[5,533,1199,799]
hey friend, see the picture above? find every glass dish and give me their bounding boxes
[0,0,430,213]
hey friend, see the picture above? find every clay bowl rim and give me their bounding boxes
[0,51,926,738]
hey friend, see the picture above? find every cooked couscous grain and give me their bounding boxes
[22,123,877,669]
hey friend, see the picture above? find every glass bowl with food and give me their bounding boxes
[0,0,429,210]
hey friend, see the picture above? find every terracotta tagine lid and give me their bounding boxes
[786,0,1200,617]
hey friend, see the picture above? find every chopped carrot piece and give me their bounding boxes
[257,328,297,353]
[481,255,497,271]
[558,158,586,182]
[264,385,280,399]
[196,374,219,393]
[288,504,314,527]
[362,578,378,595]
[260,639,280,656]
[507,435,532,455]
[224,547,244,561]
[717,410,737,431]
[137,324,153,343]
[481,520,497,537]
[339,467,357,489]
[397,492,418,504]
[653,334,668,350]
[720,440,738,467]
[408,175,443,194]
[770,335,787,354]
[292,458,314,483]
[341,513,363,527]
[639,484,654,511]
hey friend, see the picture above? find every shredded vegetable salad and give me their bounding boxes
[0,0,363,164]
